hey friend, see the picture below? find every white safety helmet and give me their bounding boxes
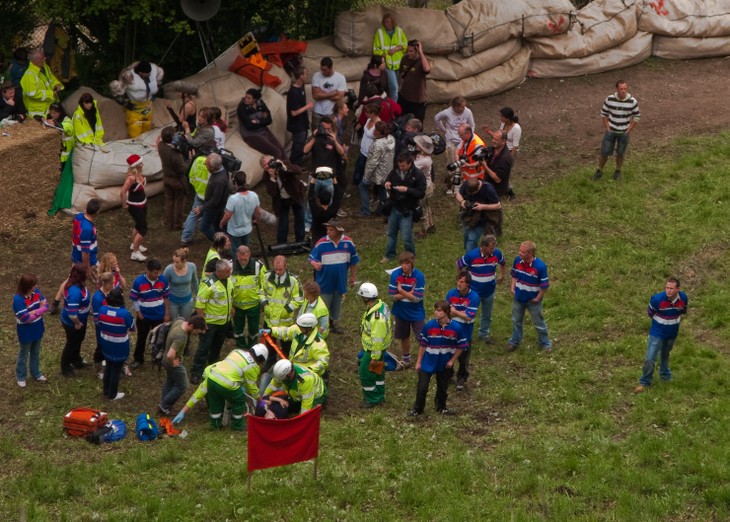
[357,282,379,299]
[273,359,293,381]
[251,343,269,362]
[296,313,318,329]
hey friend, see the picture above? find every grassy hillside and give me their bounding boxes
[1,131,728,521]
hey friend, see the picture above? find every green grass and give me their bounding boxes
[1,131,730,520]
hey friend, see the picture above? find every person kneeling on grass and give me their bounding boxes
[408,300,467,417]
[173,344,269,430]
[263,359,327,416]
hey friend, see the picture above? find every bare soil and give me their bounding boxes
[1,56,729,422]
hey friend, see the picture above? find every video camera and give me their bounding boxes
[314,123,329,138]
[472,146,493,162]
[219,148,242,173]
[165,106,191,156]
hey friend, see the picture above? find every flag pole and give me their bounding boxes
[248,471,252,491]
[313,456,318,481]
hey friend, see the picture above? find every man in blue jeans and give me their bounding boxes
[457,234,506,345]
[635,277,688,394]
[159,314,207,415]
[381,152,426,263]
[507,240,551,353]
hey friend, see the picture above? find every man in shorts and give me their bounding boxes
[594,80,640,181]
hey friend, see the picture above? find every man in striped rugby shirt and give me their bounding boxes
[594,80,640,181]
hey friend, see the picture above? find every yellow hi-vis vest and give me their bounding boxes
[262,272,304,328]
[21,62,63,118]
[298,296,330,338]
[232,259,267,310]
[271,325,330,376]
[186,349,261,408]
[189,156,209,199]
[373,26,408,71]
[195,274,234,325]
[72,101,105,145]
[59,116,74,162]
[264,364,326,413]
[360,299,392,360]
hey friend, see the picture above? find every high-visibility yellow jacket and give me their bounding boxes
[360,299,392,360]
[271,325,329,376]
[185,349,261,409]
[189,156,209,199]
[195,274,234,325]
[264,364,326,413]
[232,258,267,310]
[298,296,330,338]
[261,271,303,328]
[21,62,63,118]
[373,26,408,71]
[72,101,104,145]
[58,116,74,163]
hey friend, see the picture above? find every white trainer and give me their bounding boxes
[130,243,148,253]
[112,392,125,401]
[131,251,147,262]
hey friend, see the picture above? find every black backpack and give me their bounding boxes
[428,132,447,155]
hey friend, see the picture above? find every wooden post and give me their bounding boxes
[313,457,318,481]
[247,471,252,491]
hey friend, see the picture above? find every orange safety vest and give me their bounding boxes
[457,133,487,180]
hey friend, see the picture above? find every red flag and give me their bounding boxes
[247,406,321,472]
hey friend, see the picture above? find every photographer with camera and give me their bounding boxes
[304,116,345,211]
[261,155,307,244]
[454,123,488,186]
[381,152,426,263]
[237,88,287,160]
[182,107,216,156]
[455,178,503,252]
[158,126,191,231]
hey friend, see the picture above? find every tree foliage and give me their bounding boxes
[22,0,357,94]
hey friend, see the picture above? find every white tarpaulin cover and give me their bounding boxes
[637,0,730,37]
[528,31,653,78]
[528,0,638,58]
[446,0,575,56]
[652,34,730,58]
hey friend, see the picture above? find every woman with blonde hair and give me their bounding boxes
[121,154,149,262]
[98,252,126,291]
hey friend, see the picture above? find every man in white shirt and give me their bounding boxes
[311,57,346,131]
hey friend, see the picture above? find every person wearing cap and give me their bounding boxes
[357,282,392,408]
[309,220,360,334]
[413,134,435,238]
[0,79,27,122]
[261,312,330,377]
[121,154,149,262]
[173,343,269,430]
[124,60,162,138]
